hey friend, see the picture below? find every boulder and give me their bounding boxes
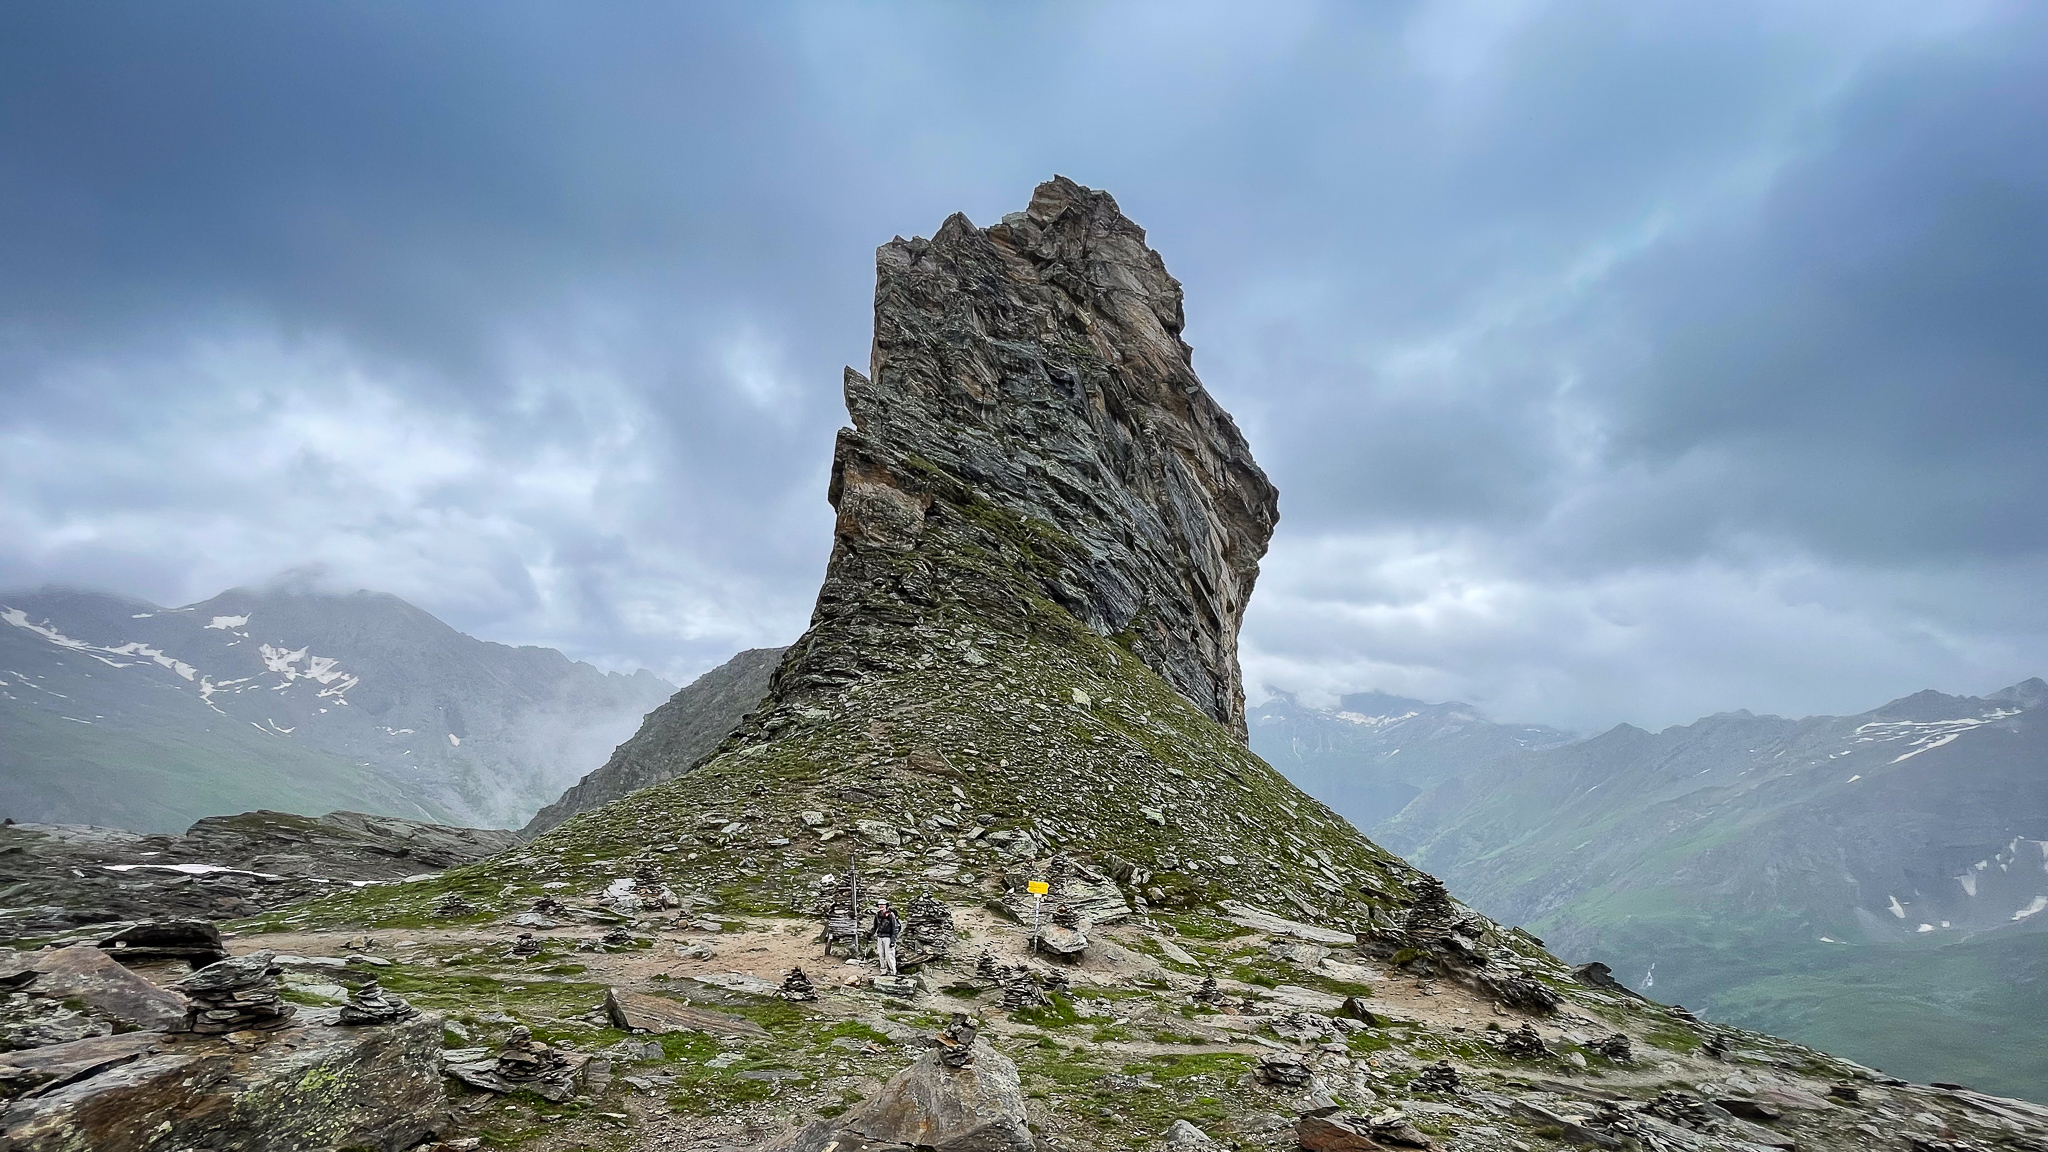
[763,1038,1032,1152]
[0,1013,444,1152]
[21,946,189,1032]
[1163,1118,1218,1149]
[94,921,228,968]
[1298,1112,1435,1151]
[601,987,768,1038]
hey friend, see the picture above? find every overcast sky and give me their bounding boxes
[2,1,2041,732]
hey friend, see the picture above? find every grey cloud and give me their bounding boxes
[1,1,2040,721]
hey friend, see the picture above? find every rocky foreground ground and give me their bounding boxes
[6,854,2047,1152]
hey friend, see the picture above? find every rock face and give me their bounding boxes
[524,646,786,834]
[0,810,521,939]
[786,175,1276,740]
[0,1010,444,1152]
[765,1037,1032,1152]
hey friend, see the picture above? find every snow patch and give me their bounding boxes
[1958,872,1978,898]
[205,615,249,630]
[2013,896,2048,922]
[447,733,461,746]
[1887,894,1907,919]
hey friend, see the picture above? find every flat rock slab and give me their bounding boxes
[0,1012,444,1152]
[0,1032,161,1099]
[603,987,769,1038]
[16,945,190,1032]
[1219,901,1356,946]
[765,1039,1033,1152]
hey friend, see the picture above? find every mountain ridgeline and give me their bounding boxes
[0,587,675,832]
[1258,679,2048,1097]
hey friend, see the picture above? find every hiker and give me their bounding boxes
[872,900,902,975]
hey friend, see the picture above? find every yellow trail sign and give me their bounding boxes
[1026,880,1049,895]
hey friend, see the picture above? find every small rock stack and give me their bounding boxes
[1253,1051,1313,1090]
[432,892,477,918]
[781,967,817,1002]
[897,893,956,960]
[1413,1061,1461,1094]
[1593,1032,1632,1062]
[174,950,295,1035]
[999,968,1048,1010]
[530,896,570,917]
[1040,968,1070,995]
[600,926,635,949]
[934,1012,979,1068]
[1647,1091,1716,1128]
[337,979,418,1026]
[1499,1022,1548,1060]
[633,860,675,910]
[495,1025,571,1085]
[507,932,542,958]
[1049,904,1080,929]
[1195,976,1228,1008]
[975,950,1000,985]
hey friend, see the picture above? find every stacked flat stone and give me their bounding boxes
[1253,1051,1313,1090]
[1195,976,1227,1007]
[974,950,1000,984]
[934,1012,978,1068]
[1413,1062,1462,1094]
[432,892,477,918]
[999,969,1047,1010]
[781,967,817,1002]
[1049,904,1080,929]
[600,927,635,948]
[337,979,418,1026]
[1040,968,1070,995]
[1593,1032,1632,1062]
[174,950,295,1034]
[495,1025,570,1084]
[1499,1022,1548,1060]
[530,896,570,917]
[899,893,955,959]
[507,932,542,958]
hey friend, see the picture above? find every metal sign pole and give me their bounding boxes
[851,854,863,962]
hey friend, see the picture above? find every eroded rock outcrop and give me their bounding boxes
[764,1035,1032,1152]
[758,176,1277,740]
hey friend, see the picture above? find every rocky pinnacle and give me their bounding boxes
[798,176,1278,740]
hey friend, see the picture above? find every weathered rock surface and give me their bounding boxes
[732,175,1276,748]
[3,945,188,1033]
[765,1037,1032,1152]
[0,1012,443,1152]
[0,811,519,938]
[601,987,768,1038]
[524,646,785,834]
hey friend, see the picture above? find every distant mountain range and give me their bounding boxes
[1249,689,1575,827]
[1260,679,2048,1098]
[0,587,675,832]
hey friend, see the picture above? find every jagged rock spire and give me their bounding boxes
[812,176,1278,739]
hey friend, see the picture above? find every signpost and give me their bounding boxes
[1027,879,1049,952]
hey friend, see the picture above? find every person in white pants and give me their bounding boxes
[872,901,901,975]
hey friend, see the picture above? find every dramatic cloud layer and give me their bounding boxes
[2,1,2041,730]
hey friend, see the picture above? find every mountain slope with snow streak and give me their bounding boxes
[0,587,674,832]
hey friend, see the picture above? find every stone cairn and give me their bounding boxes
[1049,904,1081,930]
[1498,1022,1548,1060]
[507,932,542,958]
[337,979,418,1026]
[495,1025,571,1086]
[1195,975,1229,1008]
[432,891,477,918]
[974,949,1001,985]
[1413,1061,1462,1094]
[1593,1032,1633,1062]
[999,967,1049,1010]
[174,950,295,1035]
[897,893,956,961]
[1253,1051,1314,1090]
[1646,1091,1717,1129]
[933,1012,979,1068]
[633,860,674,910]
[781,966,817,1002]
[1041,968,1071,995]
[530,895,570,918]
[600,926,635,948]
